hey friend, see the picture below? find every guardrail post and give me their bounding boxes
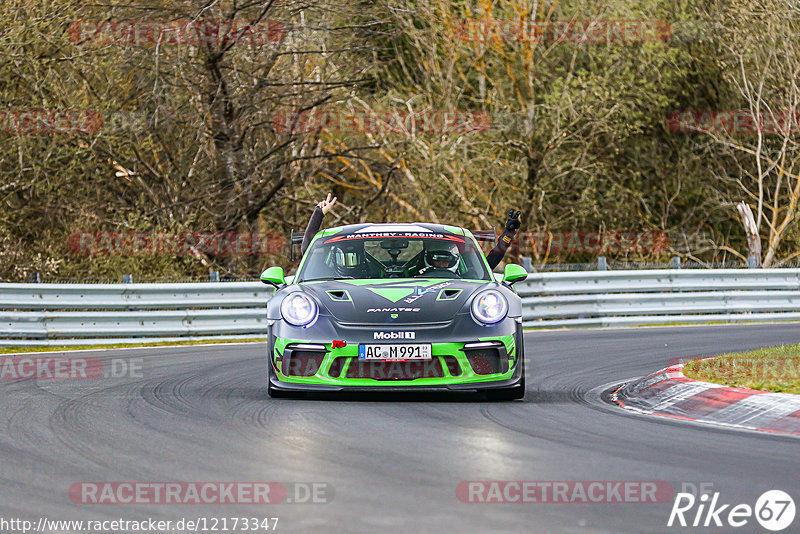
[209,270,220,282]
[521,257,532,272]
[28,272,41,283]
[747,255,759,269]
[671,256,681,269]
[597,256,608,271]
[122,274,133,283]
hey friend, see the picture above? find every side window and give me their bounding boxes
[459,242,484,278]
[300,246,337,279]
[323,247,335,268]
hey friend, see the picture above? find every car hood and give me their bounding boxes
[298,278,492,324]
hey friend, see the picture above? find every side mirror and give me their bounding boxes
[260,266,286,288]
[502,264,528,286]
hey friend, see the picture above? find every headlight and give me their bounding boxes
[471,290,508,324]
[281,293,318,326]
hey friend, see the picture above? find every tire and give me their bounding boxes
[484,378,525,401]
[484,355,525,400]
[268,381,295,398]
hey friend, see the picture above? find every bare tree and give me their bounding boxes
[699,1,800,266]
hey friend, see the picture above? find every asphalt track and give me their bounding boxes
[2,324,800,533]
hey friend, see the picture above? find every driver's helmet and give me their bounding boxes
[331,244,365,277]
[423,242,460,273]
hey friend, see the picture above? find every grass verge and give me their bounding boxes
[0,338,267,355]
[683,344,800,394]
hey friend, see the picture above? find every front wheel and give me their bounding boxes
[483,378,525,400]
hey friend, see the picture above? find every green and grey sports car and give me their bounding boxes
[260,223,527,399]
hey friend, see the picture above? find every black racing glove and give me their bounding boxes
[505,209,521,233]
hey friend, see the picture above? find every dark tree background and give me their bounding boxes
[1,0,798,279]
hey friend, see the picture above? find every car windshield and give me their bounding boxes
[298,232,491,281]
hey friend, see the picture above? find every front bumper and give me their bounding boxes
[267,321,525,392]
[267,371,524,393]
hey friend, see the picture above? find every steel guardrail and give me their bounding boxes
[2,269,800,345]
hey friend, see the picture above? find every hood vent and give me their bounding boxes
[437,288,462,301]
[326,289,352,302]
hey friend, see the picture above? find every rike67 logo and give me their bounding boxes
[668,489,795,531]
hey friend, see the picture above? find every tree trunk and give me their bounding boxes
[520,149,543,230]
[736,201,762,267]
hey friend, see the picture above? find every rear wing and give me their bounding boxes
[470,229,497,243]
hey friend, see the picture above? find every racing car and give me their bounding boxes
[260,223,527,399]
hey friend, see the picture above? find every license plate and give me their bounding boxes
[358,344,432,360]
